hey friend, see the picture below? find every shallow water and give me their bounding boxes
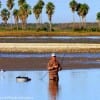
[0,36,100,43]
[0,53,100,70]
[0,53,100,100]
[0,69,100,100]
[0,53,100,58]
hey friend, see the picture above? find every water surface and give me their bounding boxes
[0,70,100,100]
[0,53,100,70]
[0,36,99,43]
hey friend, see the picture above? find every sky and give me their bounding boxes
[0,0,100,23]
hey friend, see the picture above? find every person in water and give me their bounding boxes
[47,53,62,81]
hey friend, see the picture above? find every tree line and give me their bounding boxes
[70,0,100,30]
[0,0,100,31]
[69,0,89,29]
[0,0,55,31]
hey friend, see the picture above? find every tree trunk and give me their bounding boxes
[82,17,84,29]
[16,23,18,30]
[49,20,52,32]
[22,18,26,30]
[40,13,42,24]
[4,20,7,30]
[36,18,39,31]
[24,19,27,30]
[10,10,13,30]
[84,17,86,29]
[98,21,100,29]
[15,17,18,30]
[22,19,24,30]
[79,16,82,29]
[16,20,18,31]
[73,12,75,29]
[38,16,41,30]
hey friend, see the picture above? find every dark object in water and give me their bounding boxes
[0,69,6,72]
[16,76,31,82]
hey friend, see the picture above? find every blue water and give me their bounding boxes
[0,36,100,39]
[0,53,100,58]
[0,70,100,100]
[0,36,99,43]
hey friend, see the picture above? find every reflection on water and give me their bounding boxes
[0,70,100,100]
[48,80,59,100]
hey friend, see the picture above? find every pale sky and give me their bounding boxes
[0,0,100,23]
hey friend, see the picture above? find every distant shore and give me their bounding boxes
[0,43,100,53]
[0,31,100,37]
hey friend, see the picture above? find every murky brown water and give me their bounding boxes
[0,53,100,70]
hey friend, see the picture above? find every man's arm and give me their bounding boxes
[47,62,54,71]
[58,63,62,71]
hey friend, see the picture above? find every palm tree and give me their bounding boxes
[33,0,44,29]
[1,8,10,25]
[0,1,1,8]
[46,2,55,31]
[76,3,82,28]
[19,3,31,29]
[96,12,100,29]
[33,4,41,29]
[38,0,45,8]
[7,0,14,29]
[69,0,77,29]
[13,9,19,30]
[0,1,2,23]
[37,0,45,23]
[77,3,89,28]
[18,0,26,7]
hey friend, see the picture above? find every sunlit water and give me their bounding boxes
[0,70,100,100]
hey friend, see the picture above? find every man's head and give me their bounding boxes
[51,53,56,57]
[51,53,56,60]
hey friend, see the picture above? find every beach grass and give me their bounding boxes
[0,31,100,37]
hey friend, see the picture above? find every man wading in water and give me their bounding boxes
[47,53,62,81]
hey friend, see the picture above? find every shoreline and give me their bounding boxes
[0,31,100,37]
[0,43,100,53]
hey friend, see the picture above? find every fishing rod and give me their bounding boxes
[39,53,65,80]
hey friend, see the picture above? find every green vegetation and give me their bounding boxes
[0,0,99,36]
[18,0,31,29]
[7,0,14,29]
[0,29,99,37]
[46,2,55,32]
[0,23,99,36]
[96,12,100,29]
[1,9,10,25]
[69,0,77,29]
[69,0,89,29]
[13,9,19,30]
[33,0,44,29]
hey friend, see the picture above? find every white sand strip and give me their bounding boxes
[0,43,100,53]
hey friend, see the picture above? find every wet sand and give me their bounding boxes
[0,57,100,70]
